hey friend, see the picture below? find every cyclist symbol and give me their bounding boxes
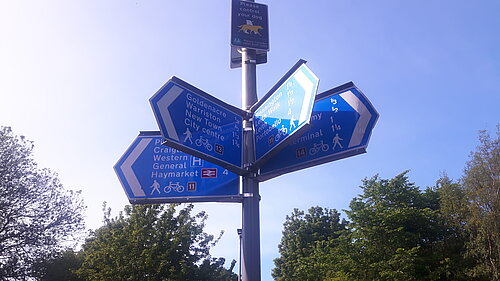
[274,125,288,142]
[309,140,329,155]
[195,136,213,151]
[164,182,184,193]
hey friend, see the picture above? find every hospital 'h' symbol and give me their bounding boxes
[191,157,203,167]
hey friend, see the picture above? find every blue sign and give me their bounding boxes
[231,0,269,51]
[257,82,379,182]
[150,76,246,174]
[252,60,319,166]
[114,132,240,204]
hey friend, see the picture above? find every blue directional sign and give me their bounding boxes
[150,77,246,175]
[231,0,269,51]
[257,82,379,182]
[114,132,241,204]
[252,60,319,166]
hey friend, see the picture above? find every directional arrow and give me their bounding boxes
[340,90,372,147]
[120,137,149,197]
[257,82,379,182]
[156,85,184,141]
[150,77,247,174]
[114,131,241,204]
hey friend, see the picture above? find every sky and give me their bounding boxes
[1,0,499,280]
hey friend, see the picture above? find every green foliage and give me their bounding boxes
[0,126,85,280]
[434,176,472,280]
[344,172,450,281]
[272,206,347,281]
[462,126,500,280]
[36,249,84,281]
[76,203,237,281]
[270,127,500,281]
[272,172,478,281]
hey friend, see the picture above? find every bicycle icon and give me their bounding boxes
[164,181,184,193]
[309,140,329,155]
[195,136,213,151]
[274,125,288,142]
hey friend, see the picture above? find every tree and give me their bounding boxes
[314,172,470,281]
[76,203,237,281]
[435,175,474,280]
[342,172,448,281]
[462,126,500,280]
[272,206,347,281]
[0,126,85,280]
[36,249,84,281]
[271,128,499,280]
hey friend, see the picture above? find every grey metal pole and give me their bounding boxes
[237,228,243,281]
[241,45,261,281]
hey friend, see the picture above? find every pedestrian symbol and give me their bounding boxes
[150,180,161,195]
[183,128,193,144]
[332,133,344,150]
[289,115,297,131]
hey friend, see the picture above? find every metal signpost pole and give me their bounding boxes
[241,45,261,281]
[115,2,379,281]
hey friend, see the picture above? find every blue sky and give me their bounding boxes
[1,1,499,280]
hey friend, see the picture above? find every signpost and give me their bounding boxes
[231,0,269,51]
[114,2,380,280]
[149,76,247,174]
[251,60,319,166]
[114,131,240,204]
[257,82,379,181]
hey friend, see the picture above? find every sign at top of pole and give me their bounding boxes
[251,60,319,166]
[150,77,247,175]
[231,0,269,51]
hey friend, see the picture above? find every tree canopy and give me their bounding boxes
[461,127,500,280]
[343,172,465,280]
[75,203,237,281]
[272,206,347,280]
[272,126,499,281]
[0,126,85,280]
